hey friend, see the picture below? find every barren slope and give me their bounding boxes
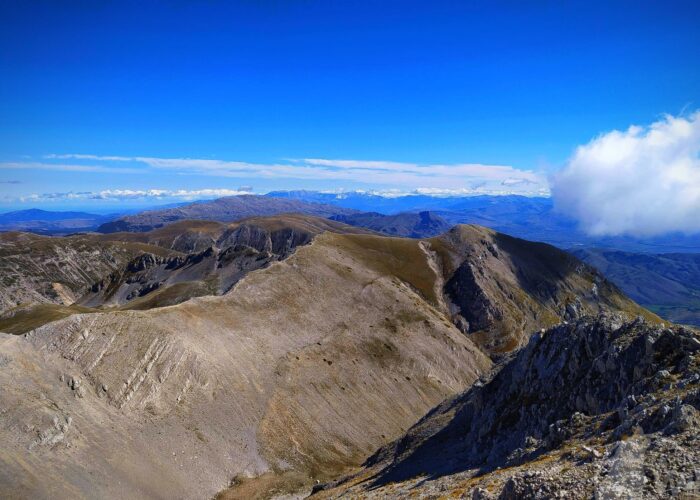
[431,225,657,355]
[0,223,659,499]
[0,231,176,314]
[317,316,700,499]
[0,231,492,499]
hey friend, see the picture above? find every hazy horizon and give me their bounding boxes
[2,1,699,237]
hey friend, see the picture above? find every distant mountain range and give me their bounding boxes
[330,210,451,238]
[574,248,700,326]
[4,192,700,253]
[95,195,357,233]
[268,191,700,253]
[0,209,114,234]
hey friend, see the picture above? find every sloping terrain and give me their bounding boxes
[0,230,492,499]
[0,231,176,314]
[330,211,451,238]
[318,316,700,498]
[0,216,372,333]
[4,219,649,347]
[0,221,659,499]
[574,248,700,327]
[96,195,357,233]
[430,225,656,356]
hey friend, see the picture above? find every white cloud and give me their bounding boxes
[552,111,700,236]
[44,154,135,161]
[18,189,251,203]
[16,186,547,204]
[32,154,549,195]
[0,161,142,174]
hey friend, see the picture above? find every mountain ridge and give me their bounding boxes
[316,315,700,498]
[0,215,373,332]
[0,225,496,499]
[0,216,664,499]
[96,195,358,233]
[330,210,451,238]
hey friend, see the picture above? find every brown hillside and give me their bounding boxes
[0,220,659,499]
[0,230,491,499]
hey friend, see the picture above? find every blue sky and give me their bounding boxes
[1,1,699,211]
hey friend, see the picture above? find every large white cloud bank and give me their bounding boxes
[552,111,700,236]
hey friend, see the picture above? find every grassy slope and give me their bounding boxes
[0,303,97,334]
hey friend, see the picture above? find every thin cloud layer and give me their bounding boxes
[552,111,700,236]
[18,189,252,203]
[0,161,142,174]
[24,154,549,195]
[2,155,550,206]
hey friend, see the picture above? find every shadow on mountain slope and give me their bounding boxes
[317,316,700,498]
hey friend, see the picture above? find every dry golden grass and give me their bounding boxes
[326,233,440,305]
[0,303,96,334]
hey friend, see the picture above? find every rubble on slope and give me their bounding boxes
[317,315,700,499]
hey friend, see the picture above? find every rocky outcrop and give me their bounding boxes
[317,316,700,498]
[0,216,374,331]
[79,219,351,309]
[433,225,656,355]
[0,231,176,314]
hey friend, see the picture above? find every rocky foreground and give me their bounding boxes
[316,316,700,499]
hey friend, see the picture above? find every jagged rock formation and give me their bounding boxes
[316,316,700,499]
[0,216,372,333]
[0,231,175,314]
[80,216,370,309]
[330,210,451,238]
[96,195,357,233]
[430,225,656,356]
